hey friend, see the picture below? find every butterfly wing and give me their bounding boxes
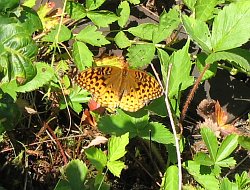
[76,66,123,110]
[119,69,163,112]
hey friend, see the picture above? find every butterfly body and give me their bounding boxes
[76,66,163,112]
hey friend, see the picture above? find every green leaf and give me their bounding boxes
[0,91,21,134]
[85,147,107,172]
[153,9,180,44]
[194,0,218,21]
[54,178,71,190]
[158,48,170,85]
[73,41,93,71]
[60,86,90,113]
[0,23,37,84]
[76,25,110,47]
[206,50,250,74]
[87,11,118,27]
[108,133,129,161]
[86,0,106,11]
[182,15,212,52]
[194,152,214,166]
[196,53,217,80]
[235,171,250,189]
[19,6,43,34]
[117,1,130,28]
[216,134,238,162]
[144,96,167,117]
[98,109,149,138]
[139,122,174,145]
[211,1,250,51]
[220,178,238,190]
[114,31,131,49]
[0,0,19,12]
[66,1,86,20]
[200,127,218,162]
[93,173,110,190]
[22,0,36,8]
[65,159,87,190]
[183,0,197,11]
[42,25,72,42]
[107,160,125,177]
[16,62,55,92]
[168,41,194,98]
[127,0,140,5]
[238,136,250,150]
[161,165,178,190]
[128,23,158,41]
[183,160,219,190]
[216,157,236,168]
[127,44,155,67]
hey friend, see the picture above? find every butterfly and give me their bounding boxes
[76,66,163,112]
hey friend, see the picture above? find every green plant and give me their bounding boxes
[0,0,249,189]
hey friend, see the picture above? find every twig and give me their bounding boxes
[179,63,211,129]
[44,122,68,165]
[164,64,182,190]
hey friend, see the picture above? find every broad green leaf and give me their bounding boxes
[127,44,155,67]
[220,178,238,190]
[15,62,54,92]
[194,152,214,166]
[153,9,180,44]
[128,23,158,41]
[127,0,140,4]
[0,80,17,100]
[216,157,236,168]
[107,160,125,177]
[200,127,218,162]
[182,15,212,52]
[42,24,72,42]
[114,31,131,49]
[108,133,129,161]
[22,0,36,8]
[73,41,93,71]
[144,96,167,117]
[0,91,21,134]
[211,1,250,51]
[65,159,87,190]
[216,134,238,162]
[160,165,178,190]
[0,0,19,11]
[0,23,37,84]
[86,0,106,10]
[168,41,194,98]
[183,0,197,11]
[76,25,110,47]
[98,109,149,138]
[54,178,71,190]
[117,1,130,28]
[60,86,90,113]
[238,136,250,150]
[206,50,250,74]
[68,90,90,112]
[87,11,118,27]
[196,53,217,80]
[85,147,107,172]
[19,6,43,34]
[158,48,170,85]
[183,160,219,190]
[194,0,218,21]
[139,122,174,145]
[65,1,86,20]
